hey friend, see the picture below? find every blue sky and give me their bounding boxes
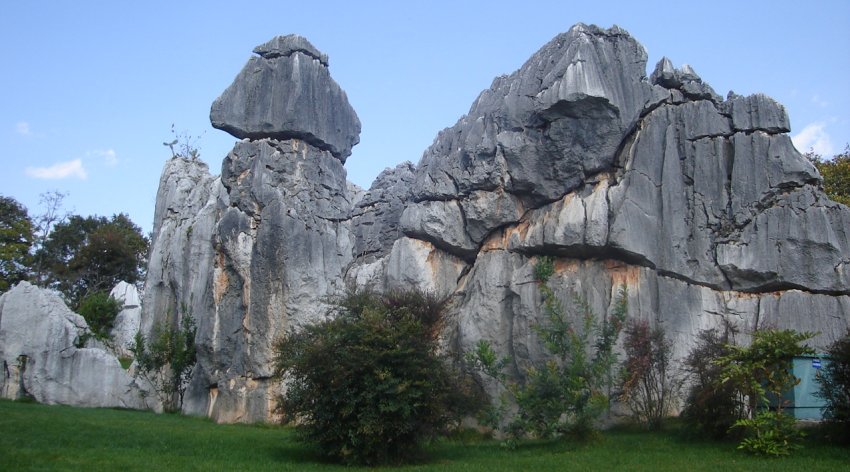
[2,1,848,234]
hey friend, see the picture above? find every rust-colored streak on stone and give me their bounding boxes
[213,251,229,305]
[236,168,251,185]
[553,258,580,275]
[605,260,642,288]
[482,221,531,252]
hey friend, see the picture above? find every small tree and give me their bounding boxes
[163,124,203,160]
[468,256,627,441]
[272,288,479,465]
[816,328,850,444]
[132,312,197,412]
[718,329,815,456]
[30,190,69,285]
[618,319,679,430]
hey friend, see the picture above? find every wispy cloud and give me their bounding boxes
[88,148,118,167]
[15,121,32,136]
[792,122,834,157]
[25,159,88,180]
[811,94,829,108]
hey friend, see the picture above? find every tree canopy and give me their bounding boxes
[0,196,34,293]
[807,145,850,206]
[35,213,148,307]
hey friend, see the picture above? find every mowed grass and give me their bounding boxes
[1,399,847,471]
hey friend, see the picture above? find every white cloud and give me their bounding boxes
[88,148,118,167]
[792,122,834,157]
[15,121,31,136]
[25,159,88,180]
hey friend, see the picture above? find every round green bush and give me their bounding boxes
[272,289,479,465]
[77,291,122,340]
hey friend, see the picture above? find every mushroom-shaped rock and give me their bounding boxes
[210,34,361,162]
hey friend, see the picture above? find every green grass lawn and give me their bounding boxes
[1,399,847,471]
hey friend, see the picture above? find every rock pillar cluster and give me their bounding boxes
[145,26,849,422]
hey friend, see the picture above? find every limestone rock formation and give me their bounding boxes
[138,24,850,423]
[143,157,225,335]
[0,282,149,408]
[147,37,362,422]
[210,34,361,161]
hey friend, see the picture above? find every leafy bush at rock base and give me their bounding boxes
[717,329,814,456]
[618,319,680,430]
[680,327,742,439]
[272,288,480,466]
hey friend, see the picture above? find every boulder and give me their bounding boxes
[0,282,149,409]
[210,35,361,161]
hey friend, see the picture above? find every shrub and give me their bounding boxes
[77,291,122,340]
[718,329,815,418]
[131,312,197,412]
[618,319,679,430]
[468,256,627,442]
[731,410,804,456]
[272,288,480,466]
[464,340,510,431]
[717,328,815,456]
[816,328,850,443]
[680,326,743,439]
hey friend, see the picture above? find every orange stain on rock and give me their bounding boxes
[213,252,229,305]
[482,221,531,251]
[603,259,641,287]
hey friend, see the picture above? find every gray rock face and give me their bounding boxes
[109,281,142,357]
[143,157,225,337]
[210,35,361,161]
[0,282,149,409]
[350,162,416,264]
[383,24,849,390]
[148,139,357,423]
[135,25,849,423]
[141,143,354,422]
[399,23,655,259]
[253,35,329,66]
